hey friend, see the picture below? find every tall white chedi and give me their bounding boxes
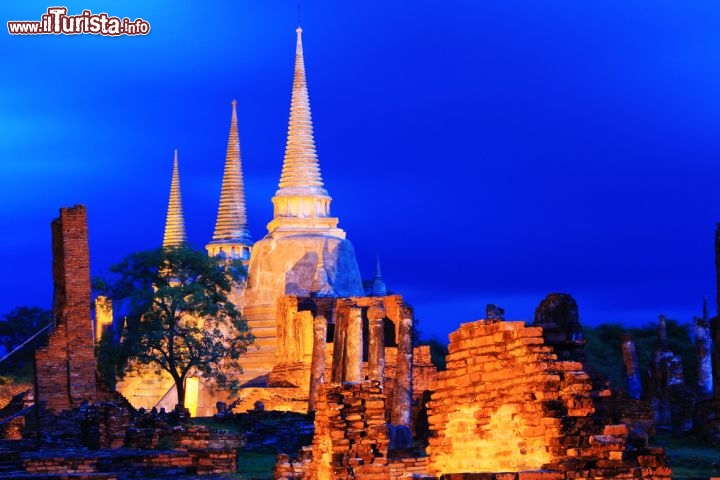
[242,26,364,307]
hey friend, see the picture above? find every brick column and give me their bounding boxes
[35,205,97,413]
[367,305,386,387]
[308,315,327,411]
[391,304,413,426]
[344,307,363,382]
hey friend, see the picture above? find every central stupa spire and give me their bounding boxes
[240,25,364,344]
[276,26,327,197]
[267,26,343,238]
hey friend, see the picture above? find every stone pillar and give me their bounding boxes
[308,315,327,412]
[344,307,363,382]
[695,316,714,400]
[94,295,113,342]
[331,305,347,383]
[367,305,386,386]
[391,304,413,427]
[184,377,199,417]
[297,310,314,365]
[276,296,304,364]
[621,334,642,400]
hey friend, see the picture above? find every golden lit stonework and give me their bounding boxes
[265,27,344,238]
[162,150,186,247]
[206,100,252,261]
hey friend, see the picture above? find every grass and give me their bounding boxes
[192,416,244,433]
[235,451,276,480]
[653,431,720,479]
[191,418,277,479]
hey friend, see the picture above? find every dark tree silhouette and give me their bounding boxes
[95,245,253,408]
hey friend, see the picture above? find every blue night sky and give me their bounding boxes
[1,1,720,341]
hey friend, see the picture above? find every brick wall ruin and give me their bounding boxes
[308,382,389,479]
[428,321,564,473]
[19,447,236,477]
[29,206,136,446]
[264,294,435,424]
[276,317,673,479]
[35,205,98,413]
[427,319,672,479]
[274,381,430,480]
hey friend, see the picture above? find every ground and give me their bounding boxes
[654,431,720,479]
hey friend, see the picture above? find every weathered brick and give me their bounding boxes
[36,205,98,414]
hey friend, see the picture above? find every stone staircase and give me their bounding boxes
[116,374,176,412]
[111,301,321,418]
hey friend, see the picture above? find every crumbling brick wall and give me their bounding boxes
[427,319,672,479]
[271,294,437,419]
[34,205,98,412]
[309,381,389,479]
[274,381,433,480]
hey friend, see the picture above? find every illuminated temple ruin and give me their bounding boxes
[55,26,676,479]
[29,204,673,479]
[112,27,434,421]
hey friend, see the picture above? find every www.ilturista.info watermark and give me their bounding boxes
[7,7,150,36]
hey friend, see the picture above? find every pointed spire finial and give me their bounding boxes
[371,253,387,296]
[208,100,252,256]
[163,149,187,247]
[266,26,345,238]
[276,25,326,196]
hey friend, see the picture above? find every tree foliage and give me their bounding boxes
[412,318,449,371]
[94,245,254,407]
[583,319,696,392]
[0,306,52,377]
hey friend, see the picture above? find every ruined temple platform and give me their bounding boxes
[0,442,237,479]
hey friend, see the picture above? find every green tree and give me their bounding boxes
[583,323,626,387]
[423,336,448,371]
[0,306,52,377]
[583,319,696,393]
[94,245,254,409]
[411,318,449,371]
